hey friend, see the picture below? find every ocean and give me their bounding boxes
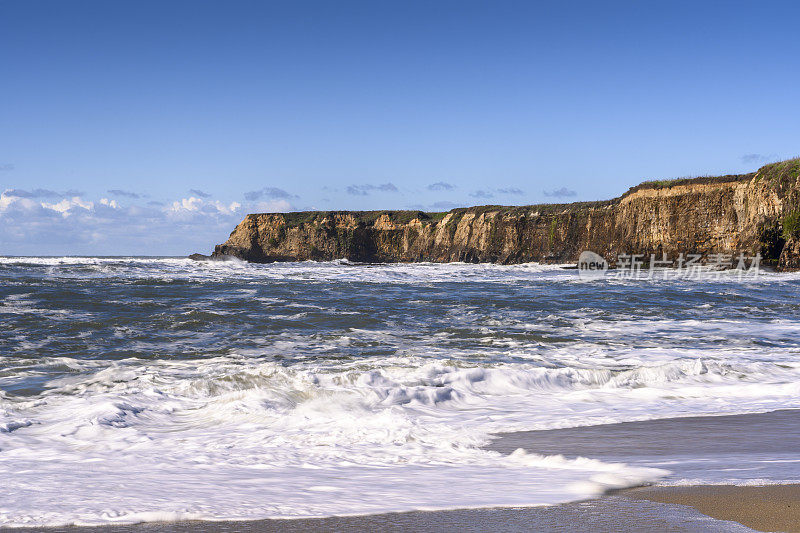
[2,257,800,527]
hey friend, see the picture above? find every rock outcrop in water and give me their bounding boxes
[206,159,800,270]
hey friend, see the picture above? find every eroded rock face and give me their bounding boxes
[779,240,800,270]
[208,160,800,270]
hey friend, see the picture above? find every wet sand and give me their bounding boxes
[488,408,800,532]
[3,498,750,533]
[487,408,800,462]
[489,408,800,489]
[628,484,800,533]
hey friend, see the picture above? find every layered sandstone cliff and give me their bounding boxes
[207,159,800,269]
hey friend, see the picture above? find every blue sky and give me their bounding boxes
[1,0,799,255]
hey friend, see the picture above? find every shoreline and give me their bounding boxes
[486,408,800,532]
[7,410,800,531]
[626,484,800,533]
[1,495,754,532]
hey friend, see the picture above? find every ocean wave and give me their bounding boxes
[3,353,800,526]
[2,260,800,526]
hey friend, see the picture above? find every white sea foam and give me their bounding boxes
[3,352,800,526]
[1,255,798,285]
[2,259,800,526]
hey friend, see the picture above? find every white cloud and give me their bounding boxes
[223,201,241,214]
[252,199,292,213]
[40,196,94,216]
[168,197,242,216]
[0,190,40,213]
[0,187,297,255]
[0,191,20,211]
[1,190,101,218]
[170,196,204,213]
[100,198,120,209]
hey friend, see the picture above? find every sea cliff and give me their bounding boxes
[207,159,800,270]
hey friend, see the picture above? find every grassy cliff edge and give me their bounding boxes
[207,159,800,270]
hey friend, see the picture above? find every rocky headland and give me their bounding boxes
[203,158,800,270]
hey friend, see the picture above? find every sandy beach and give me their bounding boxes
[629,484,800,533]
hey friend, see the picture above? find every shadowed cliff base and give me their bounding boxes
[205,158,800,270]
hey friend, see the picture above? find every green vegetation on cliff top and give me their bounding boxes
[253,158,799,227]
[783,210,800,241]
[756,157,800,185]
[624,173,754,194]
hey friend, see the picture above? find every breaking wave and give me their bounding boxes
[2,258,800,526]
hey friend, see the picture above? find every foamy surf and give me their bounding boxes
[3,360,663,527]
[2,259,800,526]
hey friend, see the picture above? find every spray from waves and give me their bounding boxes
[5,255,794,285]
[4,351,800,526]
[3,259,800,526]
